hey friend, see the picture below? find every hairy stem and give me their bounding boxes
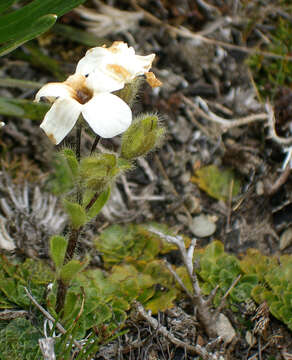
[85,191,100,211]
[56,124,83,314]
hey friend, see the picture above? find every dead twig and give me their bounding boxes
[214,275,242,317]
[266,103,292,145]
[165,261,193,299]
[149,228,218,338]
[265,162,291,195]
[39,338,56,360]
[183,96,268,130]
[0,309,28,320]
[133,301,214,359]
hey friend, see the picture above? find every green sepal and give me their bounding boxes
[121,114,165,160]
[116,157,133,172]
[49,235,68,270]
[60,258,89,282]
[80,153,131,192]
[63,199,87,229]
[80,153,116,192]
[86,187,111,220]
[116,77,143,106]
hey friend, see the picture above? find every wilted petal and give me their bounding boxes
[35,82,75,103]
[82,93,132,138]
[129,53,155,76]
[40,98,81,144]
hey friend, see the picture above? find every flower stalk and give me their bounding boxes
[56,123,83,314]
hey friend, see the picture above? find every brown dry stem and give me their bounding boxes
[133,301,214,359]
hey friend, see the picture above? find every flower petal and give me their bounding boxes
[35,82,75,103]
[82,93,132,138]
[129,53,155,76]
[75,47,110,75]
[86,69,124,93]
[40,98,81,145]
[76,42,155,84]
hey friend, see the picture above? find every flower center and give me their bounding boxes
[76,88,93,104]
[65,74,93,105]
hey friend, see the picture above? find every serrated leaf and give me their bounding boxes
[63,199,87,229]
[50,235,68,269]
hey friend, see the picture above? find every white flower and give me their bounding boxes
[35,73,132,145]
[75,41,156,92]
[35,41,159,145]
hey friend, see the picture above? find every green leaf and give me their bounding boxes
[86,187,111,220]
[191,165,241,202]
[50,235,68,269]
[0,77,43,89]
[60,259,88,282]
[0,0,17,14]
[251,285,266,304]
[63,291,81,323]
[0,318,41,360]
[0,0,86,43]
[0,278,17,304]
[204,240,225,260]
[63,199,87,229]
[0,96,49,119]
[0,14,57,57]
[145,288,178,313]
